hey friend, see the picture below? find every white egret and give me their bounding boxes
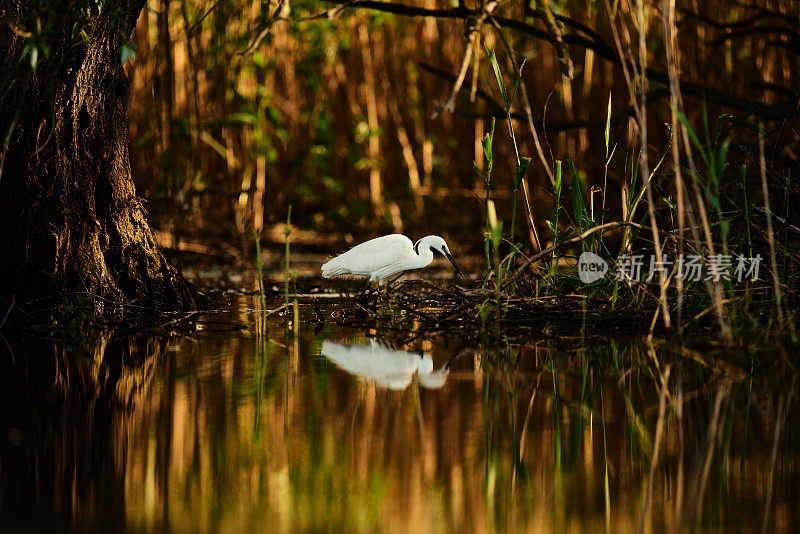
[320,340,449,391]
[321,234,465,285]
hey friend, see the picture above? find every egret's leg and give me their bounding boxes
[356,279,372,305]
[356,278,371,296]
[381,280,390,300]
[386,273,405,290]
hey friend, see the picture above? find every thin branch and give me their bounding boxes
[239,0,288,56]
[432,1,497,117]
[535,0,574,79]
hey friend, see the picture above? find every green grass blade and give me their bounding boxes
[514,157,531,191]
[485,47,510,111]
[567,160,586,227]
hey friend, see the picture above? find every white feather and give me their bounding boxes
[321,234,462,284]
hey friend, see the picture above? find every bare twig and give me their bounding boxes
[239,0,288,56]
[432,35,476,117]
[751,206,800,237]
[534,0,574,79]
[432,1,497,117]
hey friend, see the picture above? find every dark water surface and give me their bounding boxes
[0,296,798,532]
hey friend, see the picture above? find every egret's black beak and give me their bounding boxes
[441,247,466,278]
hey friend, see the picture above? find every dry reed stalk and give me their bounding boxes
[474,117,485,191]
[254,154,266,232]
[579,47,595,158]
[759,127,784,323]
[519,81,554,187]
[604,0,637,257]
[472,33,484,192]
[180,0,202,191]
[662,0,686,332]
[359,24,384,215]
[518,168,542,252]
[615,0,672,327]
[652,1,730,337]
[679,122,732,337]
[158,0,175,190]
[383,76,424,215]
[422,139,433,188]
[487,24,542,251]
[236,162,252,235]
[621,176,630,253]
[469,30,481,103]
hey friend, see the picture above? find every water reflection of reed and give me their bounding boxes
[1,304,798,532]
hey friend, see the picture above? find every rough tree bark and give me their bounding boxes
[0,0,199,310]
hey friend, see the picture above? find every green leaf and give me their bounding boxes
[554,160,563,201]
[225,111,259,125]
[491,222,503,249]
[514,157,531,190]
[473,162,485,180]
[481,117,495,163]
[705,186,720,211]
[481,134,493,163]
[485,47,510,111]
[715,138,730,182]
[718,110,765,135]
[720,220,730,242]
[604,92,612,153]
[567,160,586,226]
[675,108,710,168]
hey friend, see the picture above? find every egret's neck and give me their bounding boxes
[410,245,434,269]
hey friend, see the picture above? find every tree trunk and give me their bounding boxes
[0,0,199,310]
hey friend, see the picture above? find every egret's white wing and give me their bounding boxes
[320,340,432,391]
[321,234,413,277]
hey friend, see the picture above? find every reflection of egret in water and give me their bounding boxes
[320,340,449,391]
